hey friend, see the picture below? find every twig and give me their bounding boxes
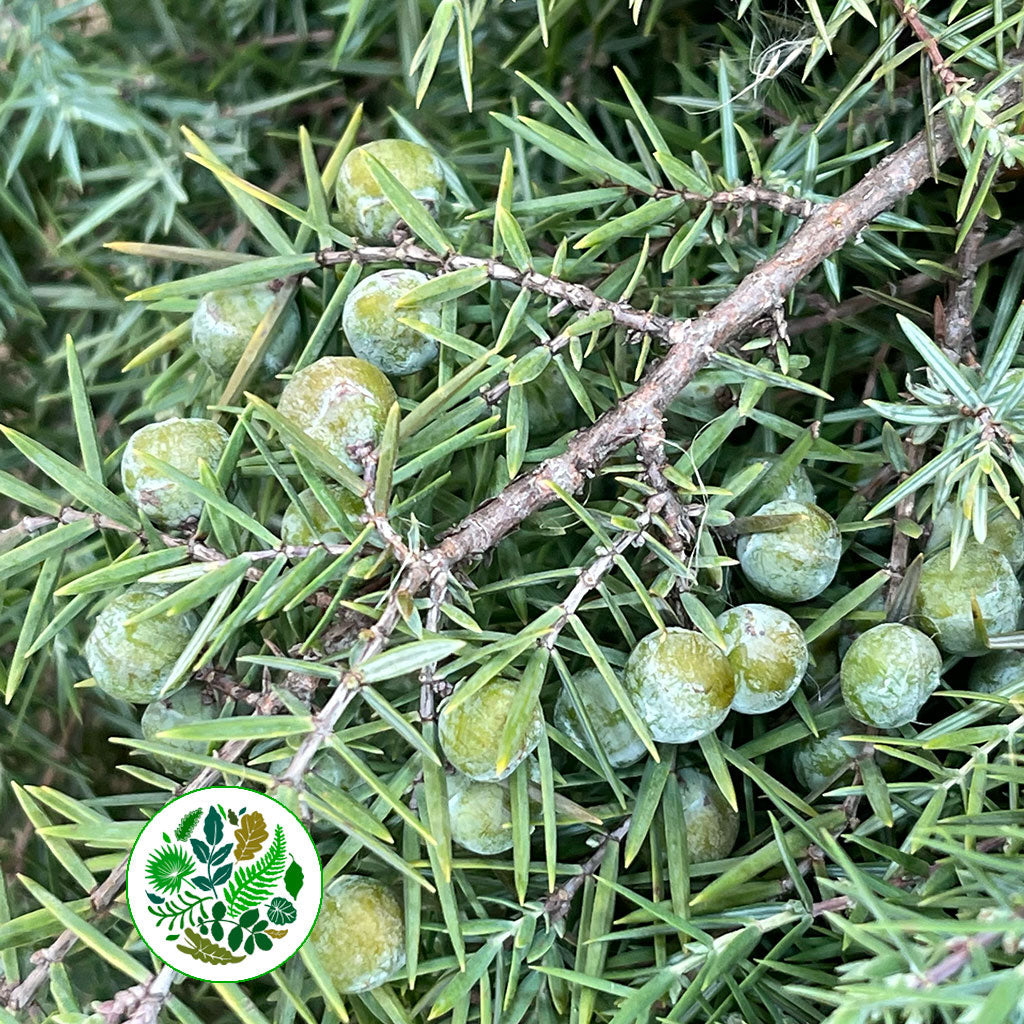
[544,817,632,924]
[851,343,892,445]
[4,507,367,609]
[355,445,414,566]
[892,0,968,96]
[778,845,825,896]
[841,741,876,831]
[885,442,924,610]
[318,242,682,343]
[789,225,1024,335]
[275,583,410,789]
[185,28,334,62]
[258,29,334,47]
[542,516,652,650]
[944,211,988,362]
[425,70,1024,573]
[482,325,576,407]
[635,414,695,555]
[276,451,422,789]
[194,667,266,705]
[193,666,320,707]
[92,966,175,1024]
[651,182,815,219]
[911,931,1002,987]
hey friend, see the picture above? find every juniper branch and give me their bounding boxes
[260,61,1024,854]
[544,817,632,924]
[650,182,816,218]
[276,451,419,789]
[481,323,576,407]
[11,72,1023,1014]
[913,931,1004,986]
[789,224,1024,335]
[944,210,989,361]
[885,442,924,610]
[427,66,1023,572]
[466,180,817,228]
[892,0,967,95]
[273,588,406,789]
[635,414,694,555]
[92,966,175,1024]
[317,243,684,343]
[541,517,652,651]
[4,508,364,608]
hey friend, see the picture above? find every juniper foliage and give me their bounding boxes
[1,2,1024,1024]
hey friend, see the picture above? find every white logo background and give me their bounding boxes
[126,786,322,982]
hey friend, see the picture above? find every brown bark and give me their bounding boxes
[429,97,969,569]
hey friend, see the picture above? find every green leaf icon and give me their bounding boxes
[267,897,296,925]
[174,808,202,841]
[284,858,303,901]
[145,844,196,895]
[204,805,224,847]
[223,826,286,916]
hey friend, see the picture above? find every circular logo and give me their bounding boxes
[126,786,322,982]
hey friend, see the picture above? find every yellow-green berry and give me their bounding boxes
[926,501,1024,571]
[447,775,518,855]
[740,454,815,503]
[553,667,647,768]
[717,603,808,715]
[86,588,196,704]
[736,500,841,602]
[342,269,440,376]
[969,649,1024,694]
[791,722,861,791]
[141,683,219,778]
[271,748,357,792]
[281,486,364,547]
[914,543,1022,654]
[677,768,740,862]
[336,139,445,243]
[438,677,543,781]
[267,748,360,833]
[840,622,941,728]
[311,875,405,993]
[278,356,396,472]
[191,283,299,378]
[622,628,735,744]
[121,418,230,530]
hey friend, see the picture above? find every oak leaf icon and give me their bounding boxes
[233,811,268,861]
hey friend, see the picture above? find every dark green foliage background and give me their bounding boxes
[2,2,1024,1023]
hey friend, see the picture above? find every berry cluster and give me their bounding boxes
[79,138,1024,997]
